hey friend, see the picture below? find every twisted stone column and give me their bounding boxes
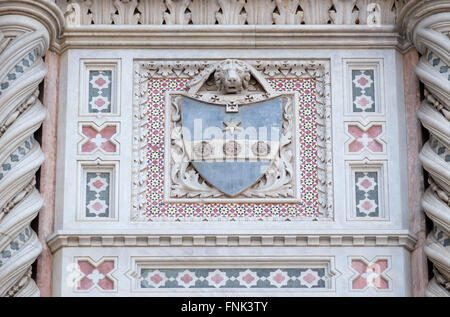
[0,0,63,297]
[410,9,450,296]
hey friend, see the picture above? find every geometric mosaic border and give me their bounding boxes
[146,78,318,220]
[126,256,337,293]
[140,268,328,289]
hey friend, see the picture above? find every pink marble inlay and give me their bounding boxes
[97,277,114,290]
[348,125,383,153]
[356,96,371,108]
[76,259,115,291]
[95,77,107,87]
[242,273,255,284]
[273,273,286,284]
[357,77,369,87]
[351,258,389,290]
[93,179,105,189]
[360,179,373,189]
[81,125,117,153]
[95,98,105,107]
[150,274,163,284]
[180,273,193,284]
[211,273,224,284]
[352,276,368,289]
[303,273,316,284]
[92,202,104,211]
[351,260,367,274]
[361,201,373,211]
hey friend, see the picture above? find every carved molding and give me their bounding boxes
[46,233,417,253]
[38,0,450,54]
[132,59,332,221]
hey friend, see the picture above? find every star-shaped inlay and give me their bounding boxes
[222,119,242,134]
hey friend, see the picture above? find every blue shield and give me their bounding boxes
[180,95,284,197]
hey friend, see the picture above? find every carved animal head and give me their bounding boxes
[214,59,251,94]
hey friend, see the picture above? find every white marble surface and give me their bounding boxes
[52,47,411,296]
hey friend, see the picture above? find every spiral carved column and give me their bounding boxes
[412,11,450,296]
[0,1,63,297]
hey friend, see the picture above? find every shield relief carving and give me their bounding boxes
[165,59,300,201]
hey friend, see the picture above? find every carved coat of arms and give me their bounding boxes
[166,59,299,201]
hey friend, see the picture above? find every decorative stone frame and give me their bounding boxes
[343,58,385,117]
[345,160,389,221]
[77,121,121,156]
[125,255,338,295]
[79,59,122,117]
[344,121,387,157]
[163,91,301,203]
[76,160,119,222]
[348,255,393,293]
[72,256,118,293]
[132,59,333,221]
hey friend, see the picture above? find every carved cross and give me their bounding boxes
[225,101,239,113]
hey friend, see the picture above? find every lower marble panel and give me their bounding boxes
[139,268,328,289]
[52,246,411,297]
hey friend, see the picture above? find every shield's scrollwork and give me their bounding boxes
[167,59,299,201]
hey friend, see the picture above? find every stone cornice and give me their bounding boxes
[46,231,417,253]
[0,0,65,51]
[0,0,445,53]
[57,24,401,52]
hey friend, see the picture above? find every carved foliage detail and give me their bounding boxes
[113,0,140,25]
[59,0,405,25]
[138,0,166,24]
[273,0,304,25]
[216,0,247,25]
[300,0,332,24]
[245,0,276,25]
[330,0,358,25]
[189,0,220,25]
[164,0,192,25]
